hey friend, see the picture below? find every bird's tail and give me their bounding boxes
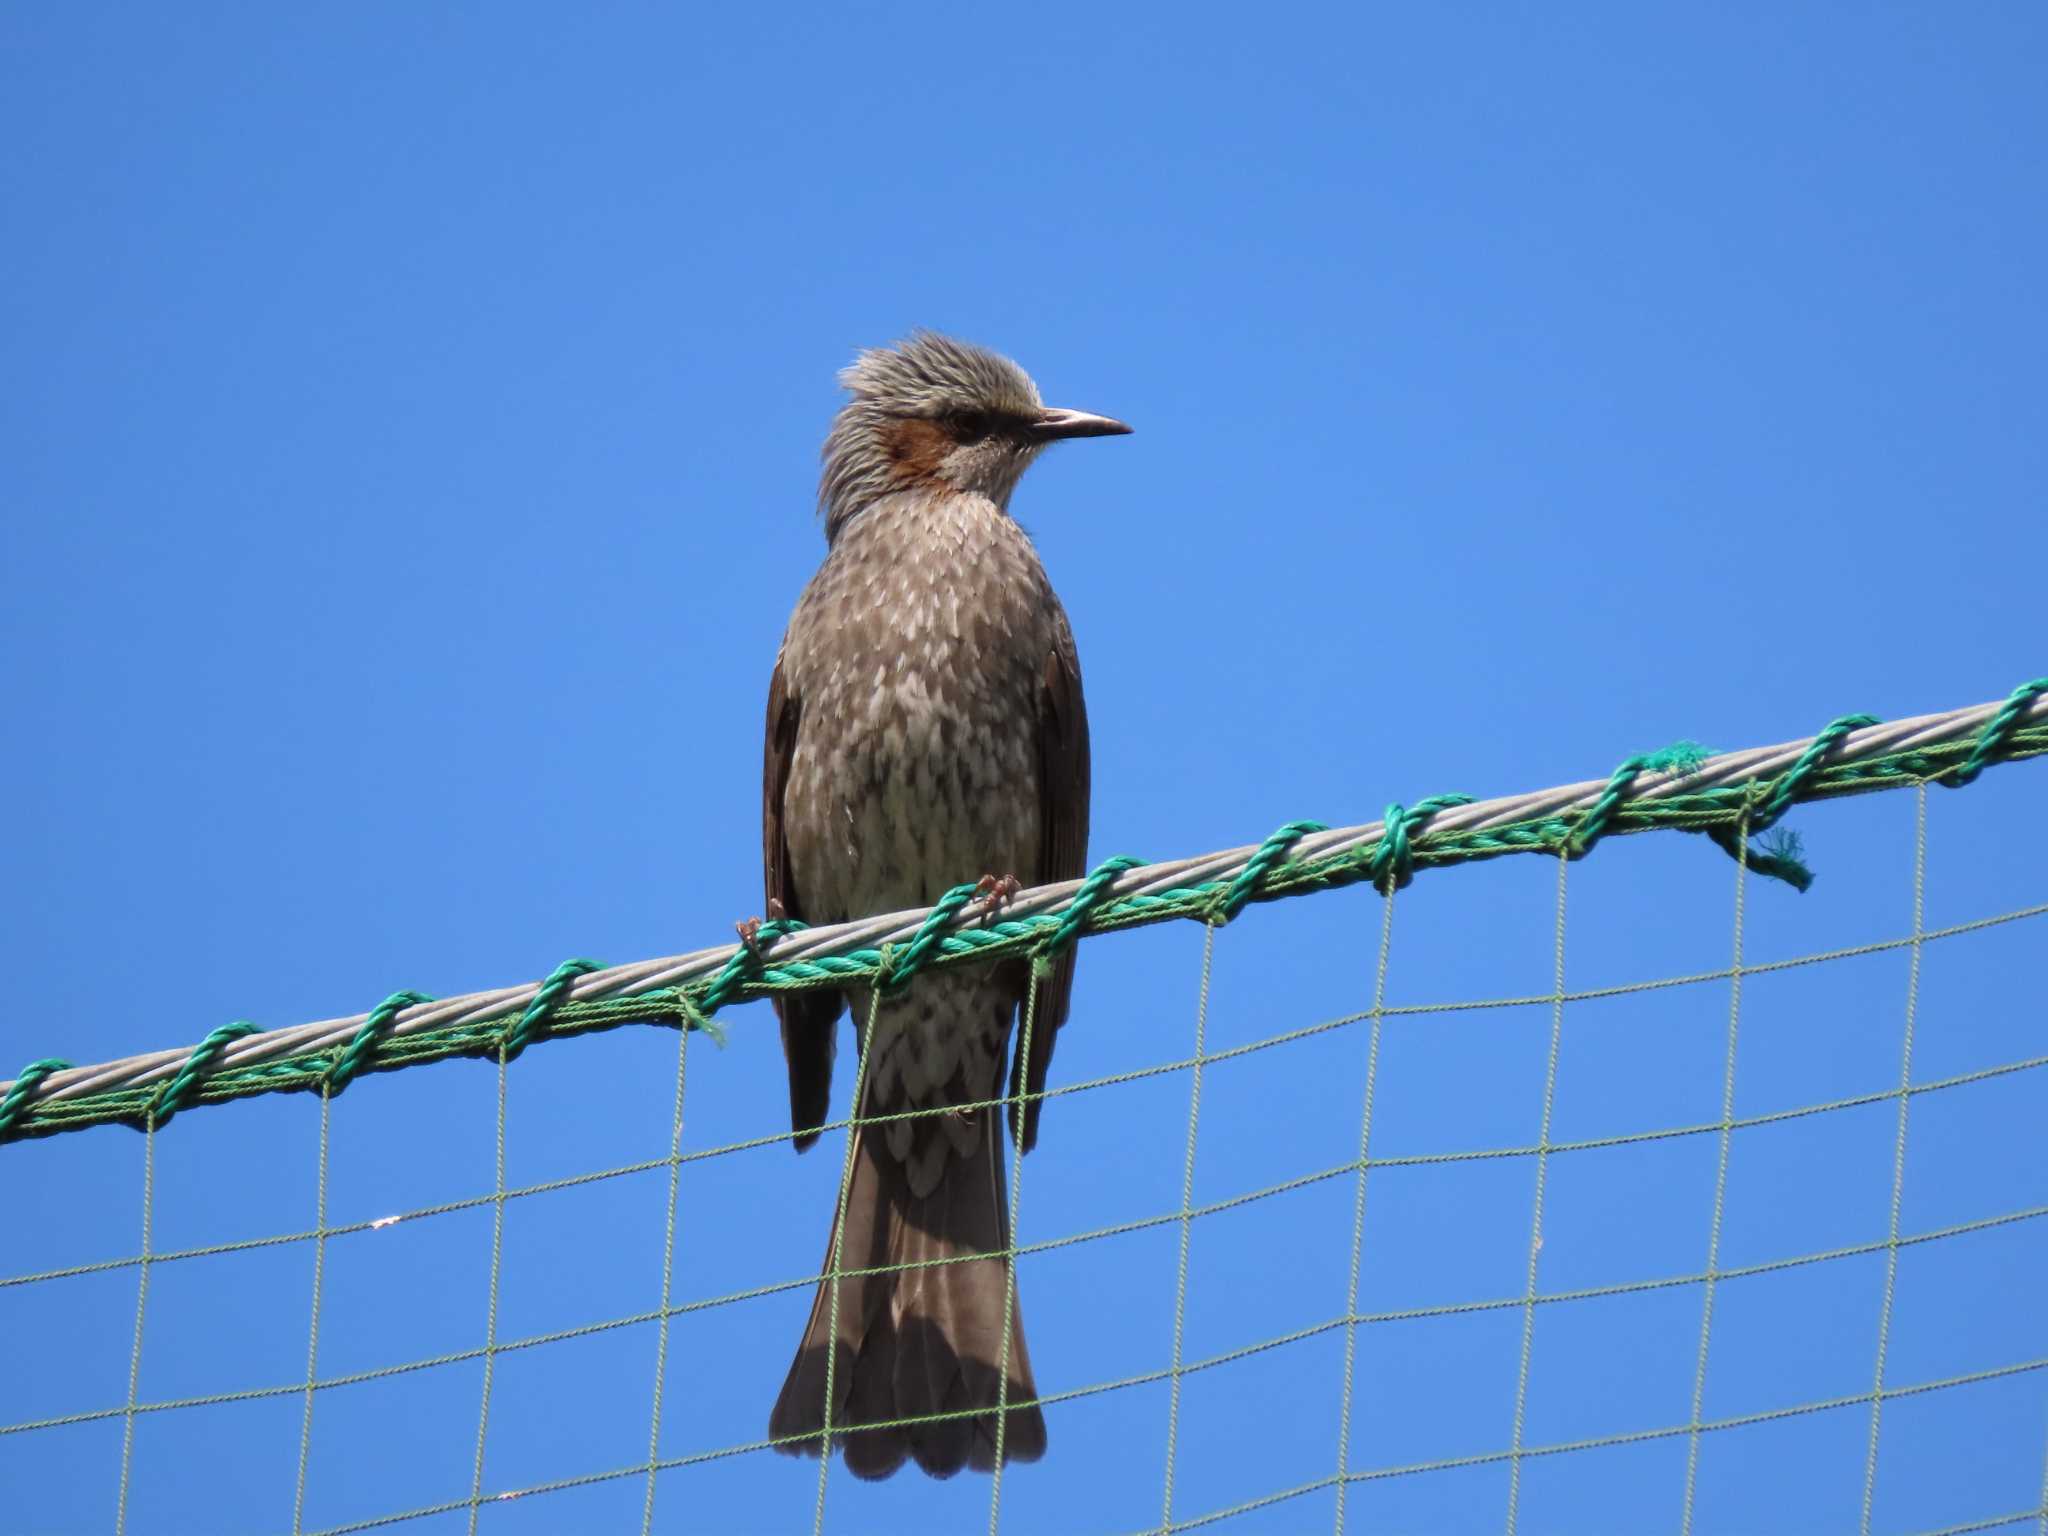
[768,1087,1045,1480]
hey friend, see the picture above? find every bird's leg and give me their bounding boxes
[972,873,1022,925]
[736,898,788,959]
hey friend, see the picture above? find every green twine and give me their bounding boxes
[500,959,604,1063]
[327,990,435,1093]
[1569,741,1713,860]
[1701,711,1880,891]
[1038,855,1146,961]
[1367,795,1477,893]
[150,1022,263,1127]
[879,882,981,991]
[670,990,728,1046]
[0,1059,73,1142]
[8,677,2043,1145]
[1208,820,1329,925]
[1749,713,1880,831]
[695,918,808,1017]
[1742,826,1812,893]
[1943,677,2047,789]
[1567,718,1897,892]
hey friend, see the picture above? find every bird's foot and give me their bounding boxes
[972,873,1022,925]
[735,898,788,959]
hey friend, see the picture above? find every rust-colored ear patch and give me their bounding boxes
[881,417,951,483]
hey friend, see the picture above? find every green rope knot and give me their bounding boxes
[1037,854,1144,959]
[500,958,604,1063]
[880,882,979,992]
[1700,711,1879,892]
[149,1021,262,1128]
[695,918,808,1022]
[327,989,434,1093]
[1941,677,2047,788]
[1752,713,1879,831]
[1366,794,1476,893]
[1568,740,1712,860]
[861,941,917,1027]
[1740,826,1812,891]
[673,990,727,1046]
[0,1058,73,1142]
[1205,820,1328,926]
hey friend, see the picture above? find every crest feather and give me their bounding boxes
[818,333,1044,539]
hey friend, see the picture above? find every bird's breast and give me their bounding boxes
[779,491,1060,918]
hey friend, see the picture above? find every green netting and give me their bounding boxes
[3,680,2043,1145]
[2,681,2047,1534]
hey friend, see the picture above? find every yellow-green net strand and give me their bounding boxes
[292,1085,335,1534]
[1505,847,1571,1532]
[464,1043,511,1536]
[1158,922,1218,1533]
[1682,817,1751,1529]
[1863,782,1931,1531]
[987,962,1043,1534]
[640,1021,690,1534]
[114,1111,156,1536]
[811,979,883,1536]
[1332,883,1398,1531]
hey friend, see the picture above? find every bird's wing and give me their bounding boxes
[764,656,844,1150]
[1008,626,1091,1152]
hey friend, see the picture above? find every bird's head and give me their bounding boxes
[819,331,1130,540]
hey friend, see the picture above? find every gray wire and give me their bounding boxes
[12,689,2042,1114]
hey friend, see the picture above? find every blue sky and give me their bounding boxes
[3,4,2045,1532]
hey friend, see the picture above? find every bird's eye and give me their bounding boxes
[948,410,992,443]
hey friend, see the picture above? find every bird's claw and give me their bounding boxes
[736,898,788,960]
[973,873,1022,925]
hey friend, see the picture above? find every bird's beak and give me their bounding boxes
[1030,407,1133,441]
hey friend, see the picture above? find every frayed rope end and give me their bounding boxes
[1642,740,1714,777]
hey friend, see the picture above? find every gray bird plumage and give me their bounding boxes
[762,333,1127,1479]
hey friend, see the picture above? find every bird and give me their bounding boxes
[758,332,1129,1480]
